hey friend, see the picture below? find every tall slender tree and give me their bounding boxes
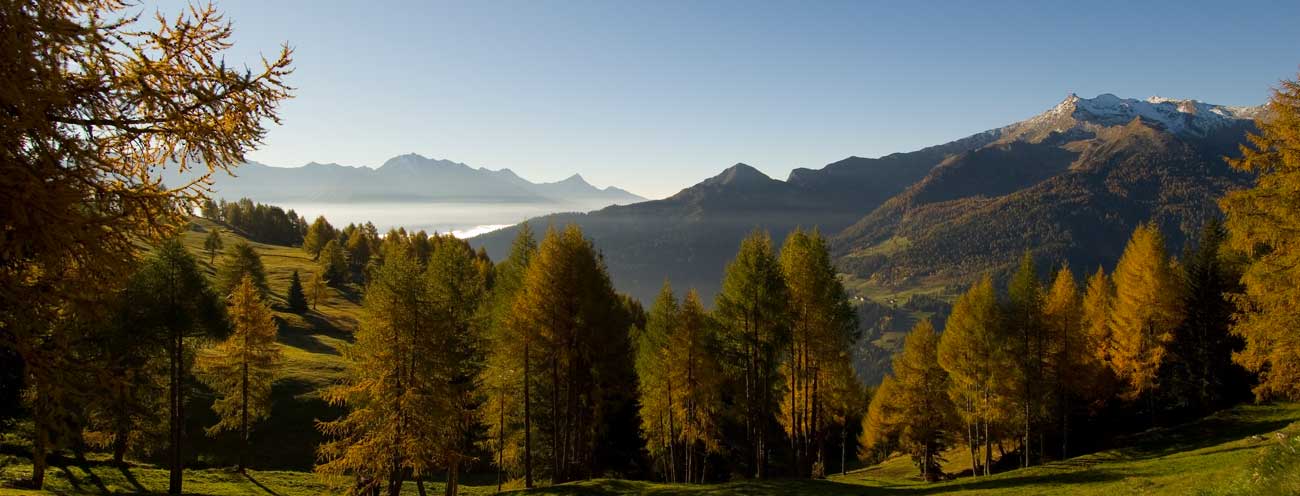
[777,228,858,477]
[886,320,956,480]
[479,224,538,487]
[714,230,790,479]
[217,241,270,297]
[1108,223,1183,403]
[938,275,1007,476]
[199,275,283,472]
[1005,252,1046,466]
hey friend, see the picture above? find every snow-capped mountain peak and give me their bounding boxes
[1007,93,1261,143]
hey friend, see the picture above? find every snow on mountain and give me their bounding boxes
[1005,93,1262,143]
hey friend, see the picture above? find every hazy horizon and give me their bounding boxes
[160,0,1299,198]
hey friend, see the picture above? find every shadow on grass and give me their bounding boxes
[245,472,283,496]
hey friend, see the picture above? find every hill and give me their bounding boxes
[5,402,1296,495]
[161,153,645,205]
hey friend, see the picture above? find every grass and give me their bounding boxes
[4,403,1297,494]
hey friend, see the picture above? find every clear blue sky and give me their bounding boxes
[176,0,1299,198]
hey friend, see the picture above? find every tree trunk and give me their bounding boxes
[240,359,249,473]
[497,385,505,492]
[169,331,184,495]
[523,340,533,488]
[31,383,48,489]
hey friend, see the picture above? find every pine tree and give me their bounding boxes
[320,239,349,286]
[1220,74,1300,401]
[938,275,1007,476]
[204,228,224,264]
[1108,223,1183,403]
[714,230,790,479]
[287,270,308,313]
[124,239,226,494]
[198,275,283,472]
[217,241,270,297]
[778,228,859,477]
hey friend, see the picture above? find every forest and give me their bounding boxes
[4,2,1300,496]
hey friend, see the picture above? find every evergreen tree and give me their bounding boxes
[1220,74,1300,401]
[198,275,283,472]
[286,270,308,313]
[777,228,859,477]
[204,228,224,264]
[319,239,349,286]
[216,241,269,297]
[938,275,1007,476]
[124,239,226,494]
[1162,220,1249,413]
[1108,223,1183,403]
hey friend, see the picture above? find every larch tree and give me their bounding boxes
[1005,252,1046,467]
[859,375,900,465]
[1220,74,1300,401]
[420,240,488,496]
[938,275,1006,477]
[1041,265,1099,459]
[672,289,726,483]
[635,282,684,482]
[1082,267,1116,382]
[319,239,349,286]
[1108,223,1183,403]
[217,241,270,297]
[509,225,634,483]
[124,240,227,494]
[308,271,328,310]
[303,216,336,259]
[0,2,290,489]
[478,224,537,488]
[889,320,956,481]
[316,252,433,496]
[714,230,790,479]
[198,275,283,472]
[204,229,224,264]
[777,228,858,477]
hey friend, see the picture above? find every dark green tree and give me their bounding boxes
[217,241,269,297]
[319,239,349,286]
[286,270,308,313]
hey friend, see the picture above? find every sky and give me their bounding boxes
[150,0,1299,199]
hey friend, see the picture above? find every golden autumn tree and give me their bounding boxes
[1041,265,1105,459]
[1108,223,1183,402]
[308,271,328,310]
[671,289,726,483]
[479,224,537,489]
[777,228,859,477]
[635,282,685,481]
[0,3,290,490]
[198,275,283,473]
[888,320,956,481]
[1220,74,1300,401]
[938,275,1009,477]
[858,375,899,464]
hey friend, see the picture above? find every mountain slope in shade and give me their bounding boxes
[833,94,1259,289]
[164,153,646,205]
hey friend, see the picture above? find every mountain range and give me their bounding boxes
[470,94,1261,306]
[165,153,645,205]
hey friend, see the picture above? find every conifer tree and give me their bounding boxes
[320,239,349,286]
[1108,223,1183,402]
[673,289,726,483]
[199,275,283,472]
[509,225,633,483]
[714,230,790,479]
[1082,268,1115,376]
[938,275,1006,476]
[778,228,858,477]
[204,228,224,264]
[1,7,290,486]
[303,216,336,259]
[635,282,684,481]
[217,241,269,297]
[1005,251,1046,467]
[124,239,226,494]
[287,270,308,313]
[1220,74,1300,401]
[1041,265,1101,459]
[859,375,899,464]
[479,224,538,488]
[308,271,328,310]
[889,320,956,480]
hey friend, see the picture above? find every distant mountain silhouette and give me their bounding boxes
[164,153,645,205]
